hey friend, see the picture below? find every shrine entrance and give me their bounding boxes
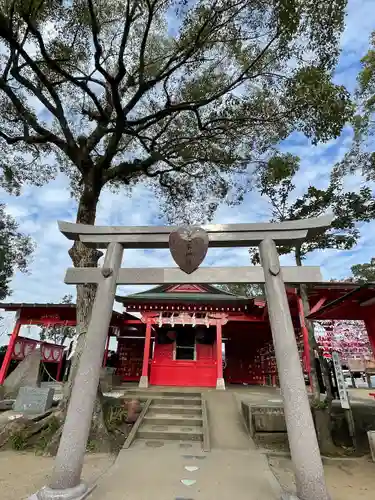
[150,323,217,387]
[115,282,276,388]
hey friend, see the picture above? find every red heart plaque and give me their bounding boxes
[169,227,209,274]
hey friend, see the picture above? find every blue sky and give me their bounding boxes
[1,0,375,341]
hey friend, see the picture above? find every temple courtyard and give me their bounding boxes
[0,441,374,499]
[0,384,374,499]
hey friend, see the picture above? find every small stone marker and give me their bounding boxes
[13,386,55,414]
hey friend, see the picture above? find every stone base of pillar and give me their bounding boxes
[216,378,225,390]
[138,375,149,389]
[28,483,95,500]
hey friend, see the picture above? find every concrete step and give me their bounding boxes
[137,423,203,442]
[130,439,203,452]
[150,396,201,406]
[119,393,201,405]
[149,404,202,416]
[144,413,203,427]
[123,389,202,398]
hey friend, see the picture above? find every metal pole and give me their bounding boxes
[102,334,111,368]
[297,295,313,388]
[46,242,123,495]
[259,238,330,500]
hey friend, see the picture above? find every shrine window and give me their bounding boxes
[175,328,196,361]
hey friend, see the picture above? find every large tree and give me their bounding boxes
[250,154,375,266]
[351,257,375,283]
[0,0,352,440]
[248,154,375,452]
[333,30,375,181]
[0,203,34,300]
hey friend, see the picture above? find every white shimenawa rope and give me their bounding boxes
[41,362,60,383]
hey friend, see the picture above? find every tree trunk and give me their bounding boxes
[61,181,102,405]
[56,176,111,452]
[295,246,338,454]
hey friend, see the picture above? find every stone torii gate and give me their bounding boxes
[34,216,333,500]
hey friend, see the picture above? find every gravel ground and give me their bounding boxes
[0,451,114,500]
[269,455,375,500]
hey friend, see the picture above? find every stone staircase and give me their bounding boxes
[122,390,209,450]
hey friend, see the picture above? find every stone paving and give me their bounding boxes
[86,387,284,499]
[87,441,282,500]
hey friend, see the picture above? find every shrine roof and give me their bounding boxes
[0,303,76,310]
[307,283,375,321]
[0,302,132,324]
[116,284,251,306]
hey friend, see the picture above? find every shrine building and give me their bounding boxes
[1,282,375,389]
[113,282,375,389]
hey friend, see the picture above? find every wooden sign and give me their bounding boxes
[347,358,365,372]
[332,351,350,410]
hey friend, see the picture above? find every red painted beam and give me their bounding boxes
[310,297,327,315]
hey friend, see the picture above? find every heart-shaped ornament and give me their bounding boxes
[169,227,209,274]
[181,479,196,486]
[184,466,199,472]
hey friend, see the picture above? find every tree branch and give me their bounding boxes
[138,0,155,85]
[127,33,280,130]
[104,152,163,182]
[21,17,108,119]
[0,129,52,145]
[0,15,77,149]
[87,0,113,83]
[0,78,73,160]
[116,0,138,83]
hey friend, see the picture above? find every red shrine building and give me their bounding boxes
[1,282,375,389]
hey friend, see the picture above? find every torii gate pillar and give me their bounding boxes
[259,238,330,500]
[34,242,123,500]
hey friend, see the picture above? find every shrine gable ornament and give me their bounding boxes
[168,226,209,274]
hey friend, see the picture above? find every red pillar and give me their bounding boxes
[216,320,225,390]
[0,319,22,384]
[102,335,111,368]
[297,295,312,386]
[139,319,152,388]
[364,317,375,357]
[56,350,64,382]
